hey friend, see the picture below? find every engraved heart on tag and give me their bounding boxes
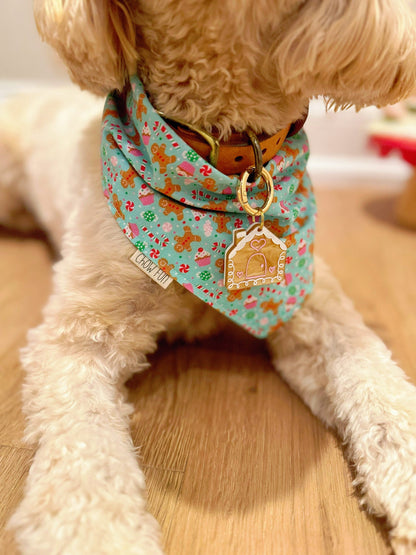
[224,223,288,291]
[250,238,266,251]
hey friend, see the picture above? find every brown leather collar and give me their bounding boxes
[173,125,289,175]
[167,110,308,176]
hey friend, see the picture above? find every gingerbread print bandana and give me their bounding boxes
[101,76,316,338]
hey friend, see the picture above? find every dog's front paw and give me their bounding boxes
[391,536,416,555]
[11,500,163,555]
[388,487,416,555]
[350,402,416,555]
[9,437,164,555]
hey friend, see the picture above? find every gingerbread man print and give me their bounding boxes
[136,93,147,121]
[283,142,300,160]
[296,177,310,198]
[174,226,201,252]
[112,193,125,220]
[106,133,119,150]
[202,199,228,212]
[159,198,184,220]
[284,233,297,248]
[158,258,175,276]
[212,213,232,234]
[260,298,282,315]
[227,288,243,302]
[295,215,308,228]
[151,144,176,174]
[198,177,218,192]
[269,320,285,333]
[158,177,181,196]
[120,167,137,188]
[103,106,119,120]
[126,126,141,147]
[264,220,289,237]
[215,258,225,274]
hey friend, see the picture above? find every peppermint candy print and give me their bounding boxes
[200,164,212,176]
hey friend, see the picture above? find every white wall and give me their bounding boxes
[0,0,69,83]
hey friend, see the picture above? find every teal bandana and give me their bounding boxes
[101,76,316,338]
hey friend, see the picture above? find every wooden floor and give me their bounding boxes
[1,185,415,554]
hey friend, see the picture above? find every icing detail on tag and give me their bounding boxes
[224,224,287,290]
[130,251,173,289]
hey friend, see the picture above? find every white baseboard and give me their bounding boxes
[0,79,69,101]
[308,155,410,186]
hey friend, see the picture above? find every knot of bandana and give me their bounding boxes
[101,75,316,338]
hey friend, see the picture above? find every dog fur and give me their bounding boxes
[1,0,416,553]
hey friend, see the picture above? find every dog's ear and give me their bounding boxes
[34,0,139,94]
[269,0,416,109]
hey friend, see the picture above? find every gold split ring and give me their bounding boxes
[237,166,274,223]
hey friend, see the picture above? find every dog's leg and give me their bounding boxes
[268,257,416,553]
[0,101,38,232]
[8,247,178,555]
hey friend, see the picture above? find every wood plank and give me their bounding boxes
[131,336,388,555]
[0,446,33,555]
[144,467,184,543]
[0,233,52,448]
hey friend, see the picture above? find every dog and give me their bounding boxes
[1,0,416,553]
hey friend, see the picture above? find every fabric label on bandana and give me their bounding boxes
[101,76,316,338]
[130,251,173,289]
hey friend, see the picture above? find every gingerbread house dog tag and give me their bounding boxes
[224,165,287,291]
[224,223,287,290]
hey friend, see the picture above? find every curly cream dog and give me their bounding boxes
[1,0,416,553]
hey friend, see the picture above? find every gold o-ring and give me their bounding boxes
[237,166,274,217]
